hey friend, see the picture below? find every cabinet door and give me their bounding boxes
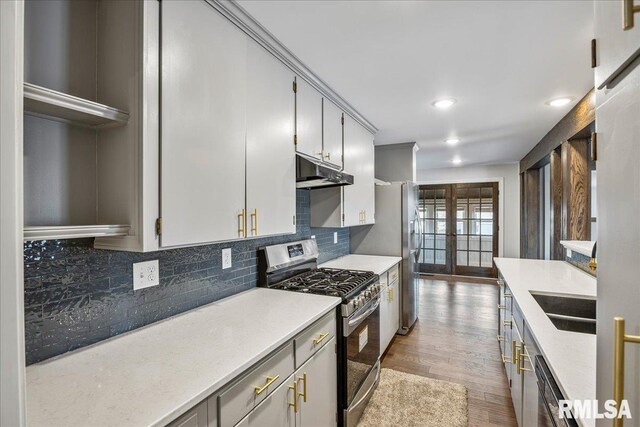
[236,373,296,427]
[161,0,246,246]
[246,40,296,237]
[342,115,365,227]
[522,324,539,427]
[595,65,640,426]
[296,78,323,160]
[510,324,523,427]
[594,0,640,89]
[296,337,338,427]
[379,282,391,354]
[168,401,207,427]
[322,99,344,168]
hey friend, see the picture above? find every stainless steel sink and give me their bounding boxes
[530,292,596,335]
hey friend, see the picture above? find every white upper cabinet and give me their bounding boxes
[343,115,375,227]
[246,41,296,238]
[322,99,344,168]
[295,77,323,161]
[161,0,247,247]
[594,0,640,89]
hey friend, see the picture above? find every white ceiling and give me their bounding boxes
[238,0,594,170]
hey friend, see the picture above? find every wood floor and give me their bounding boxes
[381,278,517,427]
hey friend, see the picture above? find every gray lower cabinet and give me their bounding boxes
[235,373,297,427]
[498,278,541,427]
[168,401,208,427]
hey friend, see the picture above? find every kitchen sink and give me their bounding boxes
[530,292,596,335]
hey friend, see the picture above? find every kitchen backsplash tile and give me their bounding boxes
[24,189,350,364]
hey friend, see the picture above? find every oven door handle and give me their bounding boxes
[348,297,381,330]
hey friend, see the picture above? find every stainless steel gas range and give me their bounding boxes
[258,239,381,427]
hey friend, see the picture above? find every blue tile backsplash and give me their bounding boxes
[24,190,350,365]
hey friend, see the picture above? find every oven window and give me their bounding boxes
[346,304,380,405]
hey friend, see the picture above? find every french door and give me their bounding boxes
[417,182,499,277]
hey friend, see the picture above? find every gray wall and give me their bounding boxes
[24,190,349,364]
[417,163,521,258]
[374,142,418,182]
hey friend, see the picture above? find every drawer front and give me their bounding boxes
[294,311,336,368]
[219,342,294,427]
[388,264,399,284]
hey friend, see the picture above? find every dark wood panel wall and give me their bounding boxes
[562,139,591,242]
[549,149,563,259]
[519,88,595,259]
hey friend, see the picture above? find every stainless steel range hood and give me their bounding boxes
[296,155,354,189]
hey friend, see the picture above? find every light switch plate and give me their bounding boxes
[334,232,338,244]
[566,249,572,258]
[222,248,232,269]
[133,260,159,291]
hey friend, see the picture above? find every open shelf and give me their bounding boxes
[23,83,129,128]
[24,224,131,240]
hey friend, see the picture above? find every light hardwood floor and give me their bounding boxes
[381,278,518,427]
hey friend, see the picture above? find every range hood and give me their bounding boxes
[296,155,354,189]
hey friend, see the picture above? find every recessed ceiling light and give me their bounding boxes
[546,97,573,107]
[452,157,462,165]
[433,98,457,109]
[445,138,460,145]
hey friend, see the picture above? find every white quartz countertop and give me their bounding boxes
[560,240,596,258]
[320,254,402,276]
[494,258,597,427]
[26,288,341,427]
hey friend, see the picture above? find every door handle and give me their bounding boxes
[613,317,640,427]
[250,209,258,236]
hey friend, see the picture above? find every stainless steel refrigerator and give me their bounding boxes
[350,181,422,334]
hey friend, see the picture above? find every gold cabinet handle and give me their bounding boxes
[504,292,512,298]
[501,354,511,364]
[289,380,299,413]
[298,373,307,402]
[623,0,640,30]
[497,279,504,287]
[313,332,329,345]
[250,209,258,236]
[390,287,394,302]
[238,209,246,238]
[497,334,504,342]
[519,347,532,373]
[613,317,640,427]
[503,320,512,328]
[324,152,331,160]
[512,340,520,364]
[497,304,506,310]
[255,375,279,395]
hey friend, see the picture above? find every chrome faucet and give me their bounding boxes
[589,242,597,271]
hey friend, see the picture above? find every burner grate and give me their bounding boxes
[270,268,377,299]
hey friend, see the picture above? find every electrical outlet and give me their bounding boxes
[133,260,159,291]
[566,249,572,258]
[222,248,232,269]
[311,235,316,239]
[334,232,338,244]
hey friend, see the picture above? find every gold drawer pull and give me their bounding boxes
[254,375,279,395]
[503,320,512,327]
[497,334,504,342]
[313,332,329,345]
[250,209,258,236]
[237,209,246,238]
[497,304,506,310]
[613,317,640,427]
[497,279,504,286]
[298,372,307,402]
[504,292,512,298]
[623,0,640,30]
[501,354,510,364]
[289,380,299,413]
[512,340,520,364]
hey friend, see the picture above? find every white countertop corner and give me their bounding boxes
[26,288,341,427]
[560,240,596,258]
[319,254,402,276]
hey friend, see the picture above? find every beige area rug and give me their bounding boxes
[358,368,468,427]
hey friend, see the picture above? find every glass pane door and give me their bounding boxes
[418,185,451,274]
